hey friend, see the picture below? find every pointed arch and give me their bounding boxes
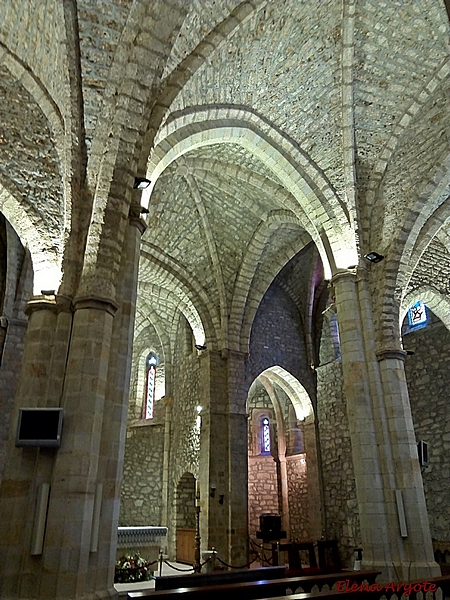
[144,106,357,278]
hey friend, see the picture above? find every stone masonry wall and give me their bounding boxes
[248,455,279,541]
[245,283,313,396]
[175,473,196,529]
[119,424,165,526]
[403,315,450,543]
[166,323,202,557]
[316,360,360,565]
[286,454,308,541]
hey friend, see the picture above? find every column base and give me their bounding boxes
[361,559,441,583]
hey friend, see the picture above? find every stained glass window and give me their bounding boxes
[143,353,158,420]
[408,301,427,328]
[262,417,271,454]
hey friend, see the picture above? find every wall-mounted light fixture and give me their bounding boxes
[210,486,216,498]
[195,344,207,351]
[364,251,384,263]
[133,177,151,190]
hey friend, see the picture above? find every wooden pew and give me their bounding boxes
[154,565,285,591]
[127,569,381,600]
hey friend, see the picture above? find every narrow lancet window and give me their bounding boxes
[143,353,158,420]
[261,417,271,454]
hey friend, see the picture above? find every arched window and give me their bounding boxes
[143,353,158,420]
[261,417,271,454]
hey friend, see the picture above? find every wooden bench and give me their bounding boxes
[154,565,285,591]
[127,569,381,599]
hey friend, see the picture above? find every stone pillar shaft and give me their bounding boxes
[332,270,439,580]
[377,349,439,580]
[332,271,393,574]
[84,214,147,596]
[198,350,248,567]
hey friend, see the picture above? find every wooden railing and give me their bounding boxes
[128,569,380,599]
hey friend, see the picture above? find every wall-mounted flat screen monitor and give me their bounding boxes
[16,408,64,448]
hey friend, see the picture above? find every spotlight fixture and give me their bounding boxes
[195,344,207,351]
[405,350,415,356]
[364,251,384,263]
[133,177,151,190]
[41,289,56,295]
[140,207,150,214]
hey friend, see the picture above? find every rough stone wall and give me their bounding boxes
[245,283,311,394]
[119,424,165,526]
[286,454,308,541]
[175,473,196,529]
[165,322,202,555]
[170,354,201,486]
[248,455,279,541]
[403,314,450,543]
[316,360,360,565]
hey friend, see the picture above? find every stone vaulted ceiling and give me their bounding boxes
[0,0,449,348]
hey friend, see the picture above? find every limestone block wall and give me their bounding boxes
[248,455,279,540]
[170,354,201,486]
[119,423,165,526]
[175,473,196,529]
[166,335,201,557]
[316,360,360,565]
[286,454,308,541]
[245,283,314,397]
[403,315,450,543]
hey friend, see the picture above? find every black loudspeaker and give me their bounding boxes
[259,513,282,536]
[417,440,428,467]
[16,408,64,448]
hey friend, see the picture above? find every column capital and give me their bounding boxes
[376,348,406,363]
[330,268,357,286]
[73,295,119,316]
[220,348,249,361]
[25,295,58,316]
[128,204,148,235]
[55,294,73,313]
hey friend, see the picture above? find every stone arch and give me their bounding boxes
[134,307,173,398]
[0,188,61,294]
[139,252,211,348]
[375,154,450,348]
[0,50,67,294]
[258,366,314,422]
[364,59,450,241]
[145,107,357,278]
[246,366,321,543]
[139,0,268,174]
[229,211,312,353]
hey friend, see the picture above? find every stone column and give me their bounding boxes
[376,349,439,580]
[332,269,439,580]
[198,349,248,567]
[227,351,249,567]
[331,270,393,577]
[0,297,60,597]
[37,296,118,599]
[0,315,27,481]
[84,210,147,595]
[161,396,173,527]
